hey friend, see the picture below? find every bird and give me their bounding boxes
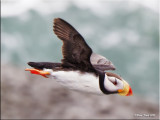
[25,18,132,96]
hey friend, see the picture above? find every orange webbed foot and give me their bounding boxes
[25,68,50,78]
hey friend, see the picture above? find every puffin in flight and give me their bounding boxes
[25,18,132,96]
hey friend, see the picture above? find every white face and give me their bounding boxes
[104,74,124,92]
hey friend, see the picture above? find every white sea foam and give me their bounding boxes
[1,0,158,17]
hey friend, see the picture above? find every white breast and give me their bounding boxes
[44,69,103,95]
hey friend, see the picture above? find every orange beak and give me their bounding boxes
[118,80,133,96]
[25,68,50,78]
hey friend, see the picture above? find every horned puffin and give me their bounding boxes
[25,18,132,96]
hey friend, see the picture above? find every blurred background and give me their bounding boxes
[1,0,159,119]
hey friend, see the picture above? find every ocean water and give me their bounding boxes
[1,0,159,102]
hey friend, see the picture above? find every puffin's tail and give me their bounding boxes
[28,62,61,70]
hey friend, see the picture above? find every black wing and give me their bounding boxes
[28,62,115,71]
[53,18,95,72]
[28,62,61,70]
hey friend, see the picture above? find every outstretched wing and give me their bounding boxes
[53,18,94,71]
